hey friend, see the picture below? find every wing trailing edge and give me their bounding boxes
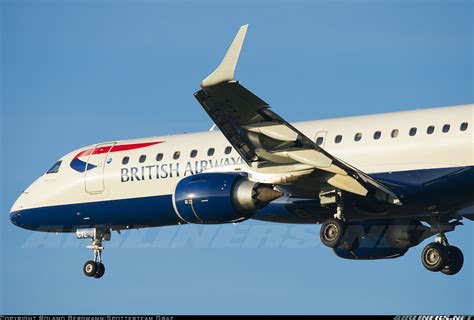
[194,25,401,205]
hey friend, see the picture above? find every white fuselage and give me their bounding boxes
[10,104,474,229]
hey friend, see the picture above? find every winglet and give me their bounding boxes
[201,24,248,88]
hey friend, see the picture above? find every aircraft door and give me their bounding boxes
[85,143,115,194]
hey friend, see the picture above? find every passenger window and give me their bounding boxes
[122,157,129,165]
[391,129,399,138]
[460,122,468,131]
[156,153,163,161]
[409,128,417,136]
[334,135,342,143]
[190,150,198,158]
[427,126,435,134]
[225,146,232,154]
[316,137,324,146]
[442,124,450,133]
[208,148,215,156]
[139,155,146,163]
[46,161,62,174]
[354,133,362,142]
[173,151,181,160]
[373,131,381,140]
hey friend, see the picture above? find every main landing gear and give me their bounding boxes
[421,234,464,275]
[76,228,111,279]
[319,190,354,249]
[318,190,465,276]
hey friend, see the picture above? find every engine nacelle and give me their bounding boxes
[333,219,432,260]
[173,173,282,224]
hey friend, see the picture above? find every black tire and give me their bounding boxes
[421,242,447,272]
[94,262,105,279]
[441,246,464,276]
[320,218,345,248]
[83,260,97,277]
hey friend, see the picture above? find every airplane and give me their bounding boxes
[10,25,473,279]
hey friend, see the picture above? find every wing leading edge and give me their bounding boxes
[194,25,400,205]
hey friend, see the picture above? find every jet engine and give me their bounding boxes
[173,173,282,224]
[333,219,432,260]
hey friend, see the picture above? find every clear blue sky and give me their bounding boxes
[1,0,473,315]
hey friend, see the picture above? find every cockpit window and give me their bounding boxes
[46,161,62,174]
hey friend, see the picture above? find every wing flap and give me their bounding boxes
[326,174,368,196]
[285,149,332,168]
[195,25,401,205]
[245,123,299,141]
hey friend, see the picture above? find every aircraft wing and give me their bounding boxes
[194,25,400,204]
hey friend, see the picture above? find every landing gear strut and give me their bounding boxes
[319,190,349,248]
[421,217,464,275]
[76,228,110,279]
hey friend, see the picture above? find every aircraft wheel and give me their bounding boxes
[320,218,345,248]
[421,242,447,272]
[441,246,464,276]
[83,260,98,277]
[94,262,106,279]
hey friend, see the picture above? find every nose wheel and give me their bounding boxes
[77,228,110,279]
[83,239,106,278]
[83,260,105,278]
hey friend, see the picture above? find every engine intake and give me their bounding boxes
[173,173,282,224]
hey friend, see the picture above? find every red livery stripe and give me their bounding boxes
[73,141,164,160]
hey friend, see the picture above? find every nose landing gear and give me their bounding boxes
[76,228,110,279]
[83,239,106,278]
[83,260,105,278]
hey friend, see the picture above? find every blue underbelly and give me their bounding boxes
[10,195,181,232]
[253,165,474,223]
